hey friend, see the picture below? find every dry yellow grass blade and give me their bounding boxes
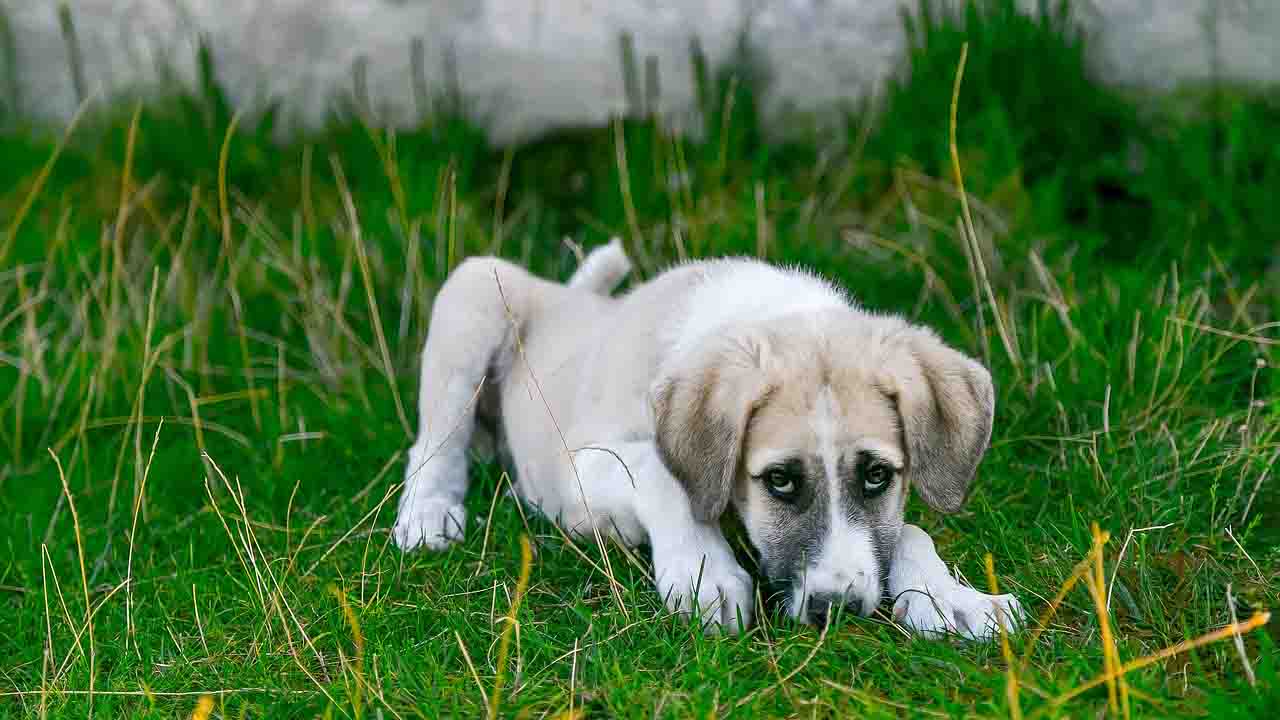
[40,544,84,676]
[47,448,94,718]
[1009,526,1270,717]
[1019,534,1108,671]
[1036,611,1271,714]
[732,611,832,711]
[455,629,487,709]
[215,109,263,433]
[330,584,367,718]
[110,102,141,293]
[190,695,215,720]
[1087,522,1129,718]
[1,96,91,265]
[217,111,242,260]
[125,417,164,657]
[490,534,534,720]
[614,118,644,264]
[330,155,413,439]
[985,553,1022,720]
[949,41,1022,375]
[48,579,128,685]
[39,544,52,720]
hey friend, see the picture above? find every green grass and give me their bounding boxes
[2,1,1278,717]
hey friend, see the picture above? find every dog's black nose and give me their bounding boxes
[806,592,845,625]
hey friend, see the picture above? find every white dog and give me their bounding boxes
[391,241,1024,638]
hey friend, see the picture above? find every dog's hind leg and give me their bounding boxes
[392,257,554,551]
[567,237,631,295]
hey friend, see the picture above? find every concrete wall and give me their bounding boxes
[2,1,1277,144]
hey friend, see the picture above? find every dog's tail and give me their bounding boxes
[568,237,632,295]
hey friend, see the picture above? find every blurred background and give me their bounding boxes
[4,1,1280,143]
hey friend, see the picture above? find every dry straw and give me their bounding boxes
[489,534,534,720]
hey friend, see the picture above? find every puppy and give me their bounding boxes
[392,241,1024,638]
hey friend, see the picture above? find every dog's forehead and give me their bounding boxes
[745,368,902,473]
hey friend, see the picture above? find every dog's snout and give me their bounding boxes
[798,565,881,624]
[805,592,846,625]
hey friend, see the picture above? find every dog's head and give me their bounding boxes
[651,308,993,624]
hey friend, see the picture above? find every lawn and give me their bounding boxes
[1,2,1278,717]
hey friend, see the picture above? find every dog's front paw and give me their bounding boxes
[393,497,467,552]
[653,548,754,634]
[893,584,1024,641]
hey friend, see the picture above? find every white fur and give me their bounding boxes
[797,520,881,618]
[664,259,848,365]
[889,525,1024,640]
[391,250,1022,639]
[790,389,893,619]
[567,237,632,294]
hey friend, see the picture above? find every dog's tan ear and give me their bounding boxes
[651,336,770,522]
[883,329,994,513]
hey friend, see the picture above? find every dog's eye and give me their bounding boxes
[863,463,895,497]
[762,468,799,499]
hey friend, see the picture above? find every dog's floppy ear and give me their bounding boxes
[883,328,994,513]
[651,335,770,522]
